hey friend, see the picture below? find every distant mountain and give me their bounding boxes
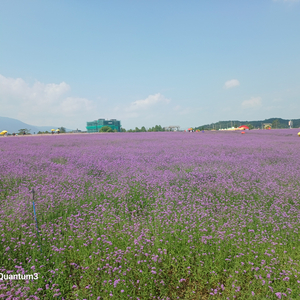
[0,116,72,133]
[195,118,300,130]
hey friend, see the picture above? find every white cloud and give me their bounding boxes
[60,97,95,116]
[0,74,96,129]
[0,74,203,130]
[108,93,202,129]
[126,93,171,112]
[224,79,240,89]
[241,97,262,109]
[0,75,70,102]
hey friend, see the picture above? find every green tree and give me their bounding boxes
[140,126,146,132]
[149,125,164,132]
[18,128,31,135]
[246,124,254,130]
[59,127,66,133]
[272,119,280,129]
[121,128,126,132]
[99,126,113,132]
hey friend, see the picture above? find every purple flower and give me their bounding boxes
[283,277,289,281]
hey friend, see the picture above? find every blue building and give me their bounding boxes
[86,119,121,132]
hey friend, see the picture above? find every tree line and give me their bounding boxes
[6,127,67,135]
[195,118,300,131]
[99,125,165,133]
[37,127,66,134]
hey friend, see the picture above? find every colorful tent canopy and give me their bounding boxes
[238,125,249,130]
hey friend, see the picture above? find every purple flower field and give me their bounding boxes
[1,130,300,299]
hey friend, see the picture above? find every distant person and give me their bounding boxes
[23,131,26,135]
[12,133,15,136]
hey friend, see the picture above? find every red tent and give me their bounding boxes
[238,125,249,130]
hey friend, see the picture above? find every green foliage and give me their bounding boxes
[18,128,31,135]
[195,118,297,131]
[2,179,300,299]
[99,126,113,132]
[153,125,164,131]
[127,125,165,132]
[51,157,68,164]
[59,127,66,133]
[272,119,280,129]
[147,125,165,132]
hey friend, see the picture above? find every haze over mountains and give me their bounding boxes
[0,116,72,133]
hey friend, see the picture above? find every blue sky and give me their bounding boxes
[0,0,299,130]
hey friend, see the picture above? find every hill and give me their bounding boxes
[195,118,300,130]
[0,116,72,133]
